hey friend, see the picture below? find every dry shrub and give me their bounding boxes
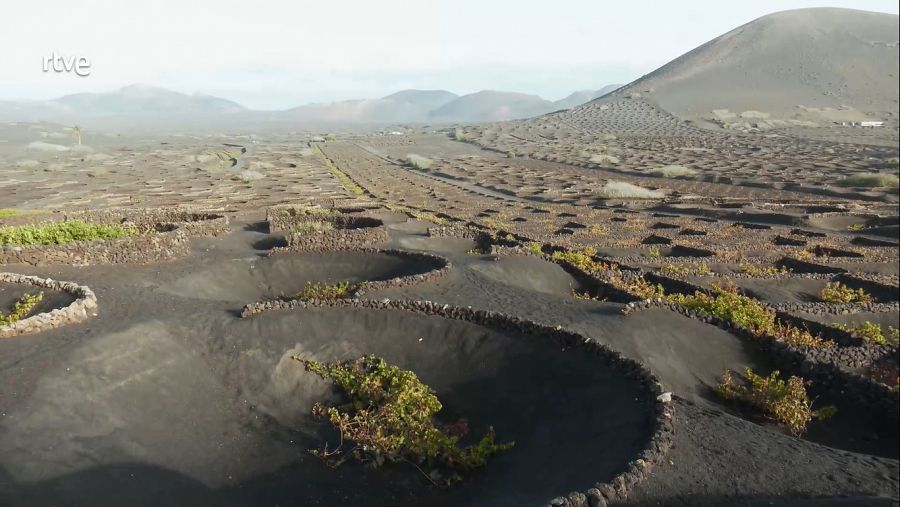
[648,165,697,178]
[406,154,434,170]
[589,154,620,165]
[598,181,664,199]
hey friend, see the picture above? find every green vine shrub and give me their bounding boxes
[293,221,335,234]
[1,292,44,325]
[549,247,617,273]
[834,322,898,345]
[819,282,874,304]
[0,220,139,246]
[716,367,836,436]
[294,281,363,300]
[294,355,514,486]
[667,281,833,348]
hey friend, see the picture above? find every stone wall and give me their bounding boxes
[0,272,97,338]
[275,222,390,253]
[353,250,451,296]
[770,301,899,316]
[240,297,675,507]
[1,230,191,266]
[427,224,481,240]
[267,203,382,233]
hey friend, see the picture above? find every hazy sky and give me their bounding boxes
[2,0,897,109]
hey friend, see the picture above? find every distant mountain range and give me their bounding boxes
[289,85,624,123]
[284,89,459,123]
[2,8,896,129]
[0,84,246,122]
[0,84,622,124]
[58,84,247,115]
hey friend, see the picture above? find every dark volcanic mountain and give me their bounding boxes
[606,8,899,123]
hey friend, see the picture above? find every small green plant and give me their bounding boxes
[415,212,448,225]
[0,209,21,218]
[647,246,662,258]
[480,218,511,231]
[790,249,815,261]
[293,355,514,486]
[323,134,337,142]
[833,321,897,345]
[660,262,710,276]
[771,322,834,349]
[550,247,615,273]
[846,223,866,232]
[294,281,362,300]
[288,207,339,218]
[623,277,665,300]
[0,220,139,246]
[667,281,832,348]
[716,367,836,436]
[819,282,874,304]
[661,264,687,276]
[1,292,44,326]
[667,281,774,335]
[739,264,790,276]
[526,242,544,255]
[293,221,335,234]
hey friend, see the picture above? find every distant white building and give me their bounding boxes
[834,120,885,128]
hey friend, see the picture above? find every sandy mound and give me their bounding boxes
[26,141,69,152]
[157,250,442,303]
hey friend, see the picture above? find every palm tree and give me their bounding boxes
[72,126,82,145]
